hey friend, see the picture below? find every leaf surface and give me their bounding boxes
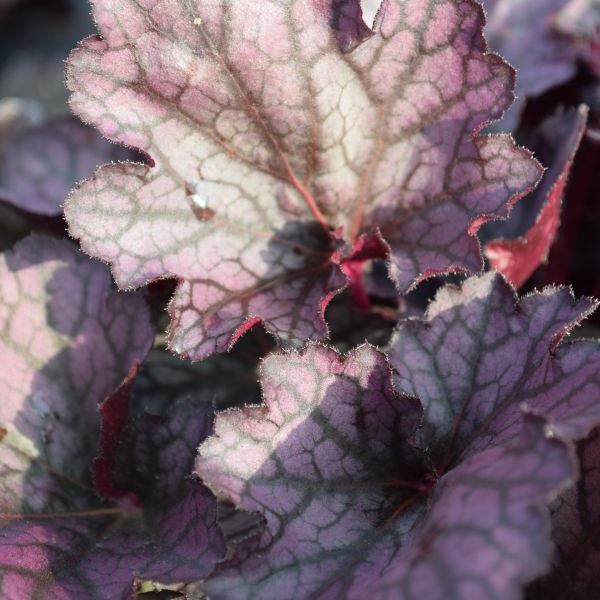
[528,427,600,599]
[197,343,575,599]
[0,116,133,216]
[481,0,579,130]
[65,0,541,359]
[484,106,588,287]
[324,415,575,599]
[388,272,600,468]
[198,344,429,599]
[0,236,222,599]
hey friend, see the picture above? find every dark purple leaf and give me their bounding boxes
[528,426,600,599]
[197,343,575,599]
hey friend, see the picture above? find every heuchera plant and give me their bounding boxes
[197,273,600,600]
[1,1,600,599]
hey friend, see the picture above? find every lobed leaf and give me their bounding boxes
[0,236,223,599]
[388,272,600,468]
[198,344,429,599]
[198,342,576,599]
[65,0,541,360]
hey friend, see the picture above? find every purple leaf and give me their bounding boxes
[88,362,226,589]
[484,106,588,288]
[0,235,154,488]
[64,0,541,360]
[0,116,134,216]
[388,272,600,467]
[528,426,600,599]
[97,357,215,506]
[0,236,223,598]
[197,344,575,599]
[481,0,580,130]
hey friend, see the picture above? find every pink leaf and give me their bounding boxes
[485,106,588,287]
[64,0,541,360]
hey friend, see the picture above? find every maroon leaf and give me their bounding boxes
[64,0,541,360]
[0,236,223,598]
[528,426,600,599]
[197,343,575,599]
[388,272,600,468]
[485,106,588,287]
[93,363,141,501]
[0,116,134,216]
